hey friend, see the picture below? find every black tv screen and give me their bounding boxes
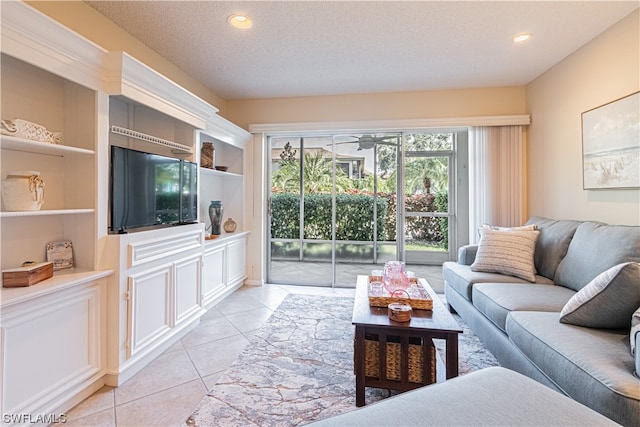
[110,146,198,233]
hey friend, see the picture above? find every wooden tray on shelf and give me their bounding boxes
[367,276,433,310]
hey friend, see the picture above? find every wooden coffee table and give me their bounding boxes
[352,275,463,406]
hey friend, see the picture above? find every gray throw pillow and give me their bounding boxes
[471,228,540,282]
[560,262,640,329]
[524,217,581,280]
[554,222,640,292]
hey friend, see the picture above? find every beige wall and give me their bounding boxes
[27,1,227,113]
[29,1,638,225]
[526,9,639,225]
[225,87,526,130]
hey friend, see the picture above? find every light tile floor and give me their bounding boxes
[65,267,444,426]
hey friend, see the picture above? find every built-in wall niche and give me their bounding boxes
[109,96,196,162]
[201,138,244,175]
[1,54,96,151]
[0,53,97,272]
[1,214,94,271]
[198,131,246,235]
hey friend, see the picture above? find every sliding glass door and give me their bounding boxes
[403,132,455,265]
[332,134,400,286]
[267,130,462,287]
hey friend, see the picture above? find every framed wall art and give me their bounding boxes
[582,91,640,190]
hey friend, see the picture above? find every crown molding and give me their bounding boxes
[1,1,109,90]
[249,115,531,135]
[105,52,218,129]
[201,115,251,149]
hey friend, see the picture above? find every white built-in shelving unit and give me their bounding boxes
[0,1,252,422]
[197,123,250,307]
[0,1,111,420]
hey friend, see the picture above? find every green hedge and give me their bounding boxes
[271,193,387,241]
[271,191,448,247]
[403,191,448,245]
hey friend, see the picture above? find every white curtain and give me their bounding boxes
[468,126,525,243]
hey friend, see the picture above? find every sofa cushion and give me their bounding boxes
[560,262,640,329]
[506,311,640,426]
[471,228,540,282]
[525,216,581,280]
[442,262,553,301]
[473,283,574,332]
[554,222,640,291]
[307,367,619,427]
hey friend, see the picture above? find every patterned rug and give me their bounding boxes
[187,294,498,427]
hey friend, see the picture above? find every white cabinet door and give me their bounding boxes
[226,237,247,286]
[1,280,105,418]
[202,244,226,306]
[174,254,202,324]
[127,265,172,358]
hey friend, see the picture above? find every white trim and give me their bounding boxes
[105,52,215,129]
[1,1,109,91]
[110,126,193,153]
[249,115,530,135]
[202,115,252,149]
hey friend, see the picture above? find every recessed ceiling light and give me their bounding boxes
[513,33,532,43]
[228,14,252,29]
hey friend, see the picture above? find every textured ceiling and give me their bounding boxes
[85,1,639,100]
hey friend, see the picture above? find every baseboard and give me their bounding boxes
[104,318,201,387]
[244,278,264,287]
[53,377,106,420]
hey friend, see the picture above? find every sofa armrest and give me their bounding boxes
[632,307,640,378]
[457,245,479,265]
[635,331,640,379]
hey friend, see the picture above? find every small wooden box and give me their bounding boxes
[2,262,54,287]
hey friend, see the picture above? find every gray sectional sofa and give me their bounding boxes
[442,216,640,426]
[309,367,620,426]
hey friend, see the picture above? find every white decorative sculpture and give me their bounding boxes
[1,118,63,144]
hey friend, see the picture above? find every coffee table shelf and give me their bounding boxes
[352,275,462,407]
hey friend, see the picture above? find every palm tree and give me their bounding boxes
[404,157,449,195]
[303,152,334,193]
[272,151,352,194]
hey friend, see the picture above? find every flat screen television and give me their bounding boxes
[110,146,198,233]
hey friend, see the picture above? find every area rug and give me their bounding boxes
[187,294,498,427]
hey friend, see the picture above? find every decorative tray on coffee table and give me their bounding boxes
[367,276,433,310]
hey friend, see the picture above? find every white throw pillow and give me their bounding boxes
[471,228,540,282]
[559,262,640,329]
[481,223,538,232]
[478,223,537,239]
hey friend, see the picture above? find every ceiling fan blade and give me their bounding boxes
[326,141,358,146]
[326,135,399,148]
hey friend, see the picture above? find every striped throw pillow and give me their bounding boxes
[471,228,540,282]
[560,262,640,329]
